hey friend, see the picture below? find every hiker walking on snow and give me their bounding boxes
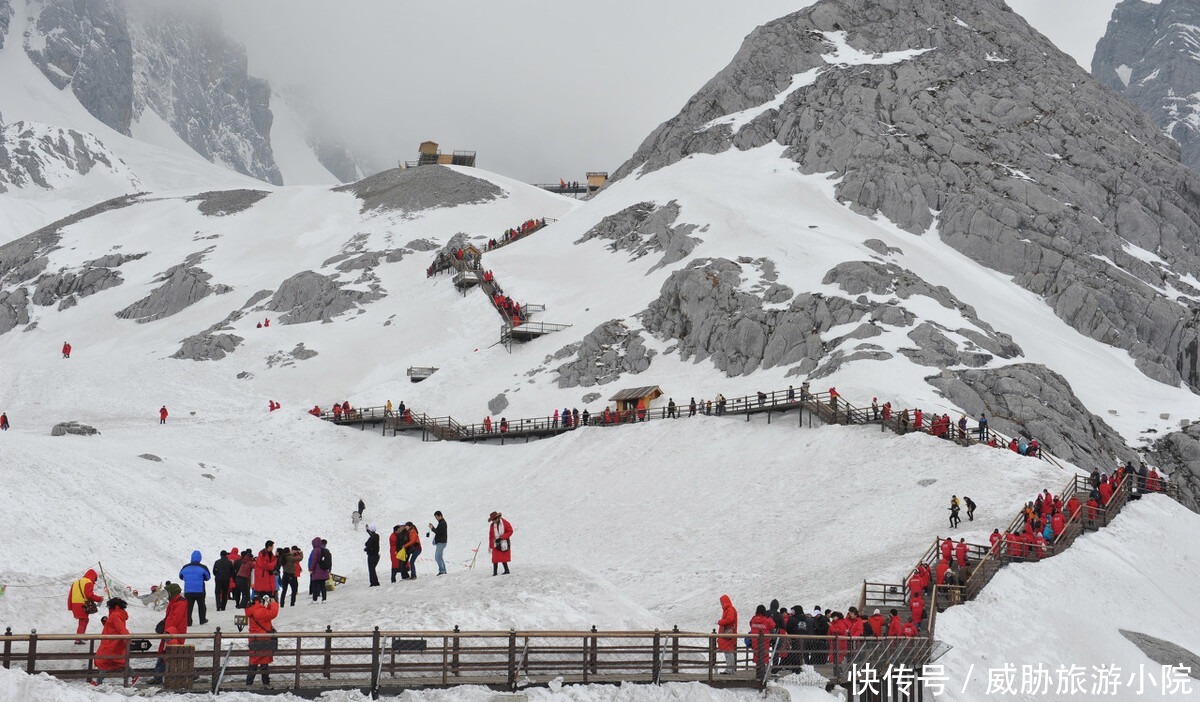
[159,406,168,424]
[68,568,104,643]
[429,511,448,575]
[351,509,361,531]
[309,538,331,602]
[488,511,513,576]
[179,550,210,626]
[358,498,366,518]
[62,342,72,358]
[964,496,976,521]
[949,501,961,529]
[212,551,234,612]
[0,412,8,430]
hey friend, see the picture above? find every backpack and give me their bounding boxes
[318,549,332,571]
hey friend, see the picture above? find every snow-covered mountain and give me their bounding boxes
[1093,0,1200,174]
[0,0,380,240]
[2,0,1200,699]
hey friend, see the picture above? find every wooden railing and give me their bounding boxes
[0,627,946,694]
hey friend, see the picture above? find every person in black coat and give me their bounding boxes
[212,551,234,611]
[808,609,829,664]
[783,606,808,671]
[364,525,381,587]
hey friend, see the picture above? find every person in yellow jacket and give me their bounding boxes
[68,568,104,644]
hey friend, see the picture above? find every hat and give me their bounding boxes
[873,609,880,615]
[488,511,501,521]
[367,524,376,533]
[165,582,181,598]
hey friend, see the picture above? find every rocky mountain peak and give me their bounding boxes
[1093,0,1200,174]
[614,0,1200,396]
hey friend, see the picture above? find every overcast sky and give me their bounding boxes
[218,0,1123,184]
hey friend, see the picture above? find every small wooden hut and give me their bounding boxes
[608,385,663,413]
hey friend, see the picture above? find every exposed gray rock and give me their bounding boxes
[575,201,700,271]
[185,189,269,217]
[863,239,902,257]
[138,453,162,462]
[32,267,127,308]
[236,371,253,380]
[643,258,869,376]
[172,330,243,361]
[127,3,280,184]
[0,122,131,193]
[405,238,439,252]
[488,393,509,415]
[243,289,273,308]
[926,364,1133,469]
[1094,1,1200,175]
[0,1,11,51]
[0,289,31,335]
[335,165,503,214]
[265,271,384,324]
[25,0,133,135]
[1119,630,1200,678]
[554,320,657,388]
[51,421,99,437]
[582,392,602,404]
[116,253,219,323]
[313,139,361,183]
[1141,423,1200,513]
[613,0,1200,392]
[334,250,408,272]
[266,343,318,368]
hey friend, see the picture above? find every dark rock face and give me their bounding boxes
[25,0,134,135]
[553,320,657,388]
[185,190,270,217]
[1119,630,1200,679]
[575,201,700,271]
[335,166,504,214]
[487,393,509,415]
[51,421,99,436]
[265,271,383,324]
[1142,423,1200,512]
[1095,1,1200,174]
[926,364,1133,469]
[115,251,224,323]
[0,122,130,193]
[615,0,1200,393]
[0,1,11,51]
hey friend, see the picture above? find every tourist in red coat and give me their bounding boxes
[886,610,903,637]
[252,542,278,597]
[989,529,1002,555]
[826,612,849,663]
[1006,531,1022,560]
[900,619,919,637]
[159,405,168,424]
[150,583,187,683]
[1099,480,1113,505]
[68,568,104,642]
[940,538,953,561]
[909,594,925,629]
[954,539,969,567]
[748,604,776,671]
[488,512,513,576]
[907,571,923,600]
[93,598,130,682]
[716,595,737,674]
[1051,512,1066,536]
[935,559,950,587]
[245,594,280,687]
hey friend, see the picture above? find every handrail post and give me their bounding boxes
[323,625,332,679]
[26,630,36,675]
[707,630,716,684]
[507,629,517,691]
[2,627,11,669]
[652,629,662,685]
[451,625,460,677]
[671,625,680,674]
[212,628,222,689]
[370,627,381,693]
[294,634,302,690]
[589,625,598,674]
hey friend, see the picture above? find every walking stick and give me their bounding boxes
[469,541,482,570]
[97,561,112,598]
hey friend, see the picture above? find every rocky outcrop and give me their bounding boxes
[51,421,99,436]
[926,364,1132,469]
[553,320,657,388]
[1094,1,1200,174]
[25,0,133,135]
[0,121,135,193]
[266,343,318,368]
[32,267,127,310]
[0,1,11,51]
[266,271,383,324]
[116,251,225,323]
[1141,424,1200,512]
[127,3,280,184]
[185,189,270,217]
[0,288,30,335]
[614,0,1200,393]
[335,165,504,215]
[172,329,243,361]
[1119,630,1200,677]
[488,393,509,415]
[576,201,700,271]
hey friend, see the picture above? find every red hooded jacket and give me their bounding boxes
[94,607,130,671]
[717,595,737,652]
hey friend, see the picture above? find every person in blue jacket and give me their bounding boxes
[179,550,211,626]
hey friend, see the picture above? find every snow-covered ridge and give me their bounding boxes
[0,120,137,192]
